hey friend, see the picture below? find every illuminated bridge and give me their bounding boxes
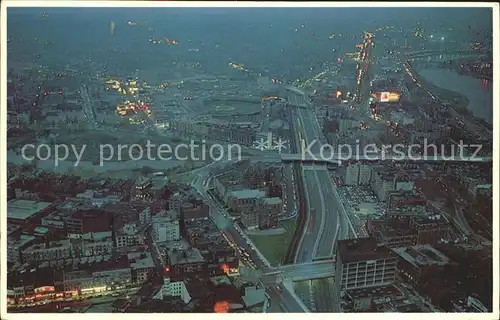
[406,50,489,62]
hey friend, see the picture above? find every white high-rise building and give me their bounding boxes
[152,210,180,243]
[345,163,360,185]
[139,207,152,226]
[358,164,373,185]
[371,170,395,201]
[345,163,372,186]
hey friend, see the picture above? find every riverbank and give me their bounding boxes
[418,68,493,125]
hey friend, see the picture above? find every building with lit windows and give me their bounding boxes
[115,223,146,249]
[128,252,156,285]
[184,218,239,277]
[61,255,132,294]
[335,238,397,293]
[134,177,153,200]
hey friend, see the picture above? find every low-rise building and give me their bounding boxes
[166,248,206,281]
[409,215,453,245]
[7,234,36,264]
[225,189,266,212]
[64,209,114,236]
[184,218,239,277]
[115,223,146,249]
[70,231,114,258]
[128,252,156,285]
[180,202,209,220]
[241,197,283,229]
[22,239,73,263]
[366,219,417,248]
[63,256,132,294]
[386,191,427,215]
[7,199,53,225]
[393,245,452,286]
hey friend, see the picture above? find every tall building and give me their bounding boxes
[139,207,152,226]
[371,169,395,201]
[345,163,360,185]
[152,210,180,243]
[335,238,397,294]
[344,162,373,186]
[358,164,373,185]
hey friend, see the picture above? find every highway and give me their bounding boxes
[80,84,97,129]
[261,262,336,284]
[266,285,309,313]
[286,87,344,313]
[291,90,353,262]
[284,32,377,313]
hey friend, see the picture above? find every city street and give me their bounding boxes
[9,286,139,312]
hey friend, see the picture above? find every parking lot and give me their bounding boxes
[338,185,387,237]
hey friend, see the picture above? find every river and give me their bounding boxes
[7,150,186,175]
[419,68,493,124]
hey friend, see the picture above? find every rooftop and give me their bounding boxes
[8,199,52,220]
[168,248,205,265]
[153,210,179,222]
[7,223,22,236]
[118,223,139,236]
[8,266,64,289]
[184,218,232,252]
[128,252,156,270]
[261,197,282,205]
[8,234,36,247]
[346,284,402,301]
[393,245,451,268]
[24,239,72,253]
[337,238,396,264]
[229,189,266,200]
[69,231,113,241]
[410,215,449,226]
[367,219,417,240]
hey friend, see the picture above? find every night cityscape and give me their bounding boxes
[2,2,497,315]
